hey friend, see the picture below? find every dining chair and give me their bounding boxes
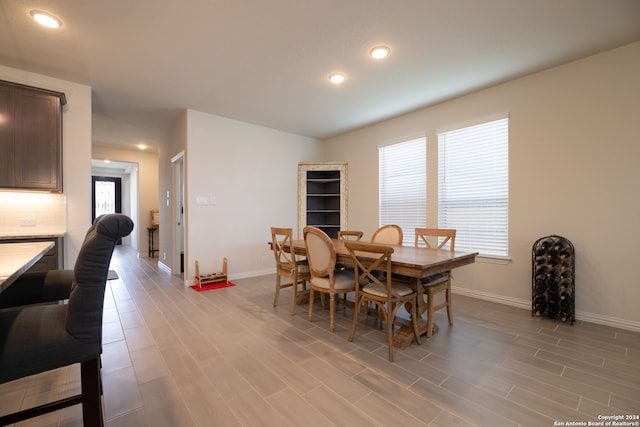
[337,230,364,241]
[0,214,134,426]
[415,227,457,337]
[344,241,421,361]
[371,224,403,245]
[303,226,356,332]
[270,227,310,315]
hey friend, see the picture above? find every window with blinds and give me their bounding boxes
[379,137,426,246]
[438,117,509,257]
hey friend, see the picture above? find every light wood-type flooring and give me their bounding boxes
[0,246,638,426]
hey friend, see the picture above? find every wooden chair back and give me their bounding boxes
[271,227,297,271]
[343,241,393,295]
[337,230,364,241]
[371,224,403,245]
[414,228,456,251]
[303,226,336,281]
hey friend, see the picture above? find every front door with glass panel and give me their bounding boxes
[92,176,122,243]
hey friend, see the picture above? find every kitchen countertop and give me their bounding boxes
[0,232,66,240]
[0,241,55,290]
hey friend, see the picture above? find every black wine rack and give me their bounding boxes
[532,235,575,324]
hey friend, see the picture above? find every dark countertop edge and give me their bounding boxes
[0,233,66,240]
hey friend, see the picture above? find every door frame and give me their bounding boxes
[171,151,185,282]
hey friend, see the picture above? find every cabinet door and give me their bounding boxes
[14,88,62,190]
[0,85,15,186]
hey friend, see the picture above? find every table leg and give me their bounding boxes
[392,278,438,349]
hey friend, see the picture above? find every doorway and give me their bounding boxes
[90,159,138,251]
[171,152,185,279]
[92,176,122,244]
[91,176,122,220]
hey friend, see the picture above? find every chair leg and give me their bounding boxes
[289,278,298,315]
[273,274,281,307]
[386,304,394,362]
[0,359,104,425]
[446,283,454,326]
[348,295,361,342]
[308,288,315,322]
[426,289,435,338]
[329,293,336,332]
[80,358,104,426]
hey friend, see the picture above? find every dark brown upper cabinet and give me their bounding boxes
[0,80,66,191]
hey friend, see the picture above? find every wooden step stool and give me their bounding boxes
[195,258,228,288]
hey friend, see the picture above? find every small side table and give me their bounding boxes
[147,226,159,258]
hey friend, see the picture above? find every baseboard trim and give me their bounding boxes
[157,261,171,273]
[231,268,275,281]
[573,312,640,333]
[179,267,276,287]
[454,287,531,310]
[453,287,640,333]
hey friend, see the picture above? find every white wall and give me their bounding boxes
[0,65,92,268]
[92,144,160,256]
[323,42,640,331]
[157,112,187,273]
[184,110,323,282]
[0,192,67,236]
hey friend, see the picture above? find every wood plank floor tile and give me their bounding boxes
[265,387,334,427]
[354,368,443,423]
[409,377,518,427]
[302,385,380,426]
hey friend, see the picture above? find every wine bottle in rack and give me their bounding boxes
[559,298,570,322]
[533,294,547,317]
[547,288,559,317]
[534,275,547,294]
[559,246,573,259]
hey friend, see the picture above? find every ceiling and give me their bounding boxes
[2,1,639,149]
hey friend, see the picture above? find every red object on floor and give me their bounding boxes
[190,282,236,292]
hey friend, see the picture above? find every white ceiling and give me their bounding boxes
[2,0,639,149]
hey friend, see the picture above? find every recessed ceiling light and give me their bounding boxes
[103,160,111,164]
[329,73,345,84]
[30,10,63,28]
[370,45,390,60]
[137,144,147,150]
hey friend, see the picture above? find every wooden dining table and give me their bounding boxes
[283,238,478,348]
[0,241,54,293]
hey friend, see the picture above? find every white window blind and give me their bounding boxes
[379,137,426,246]
[438,117,509,257]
